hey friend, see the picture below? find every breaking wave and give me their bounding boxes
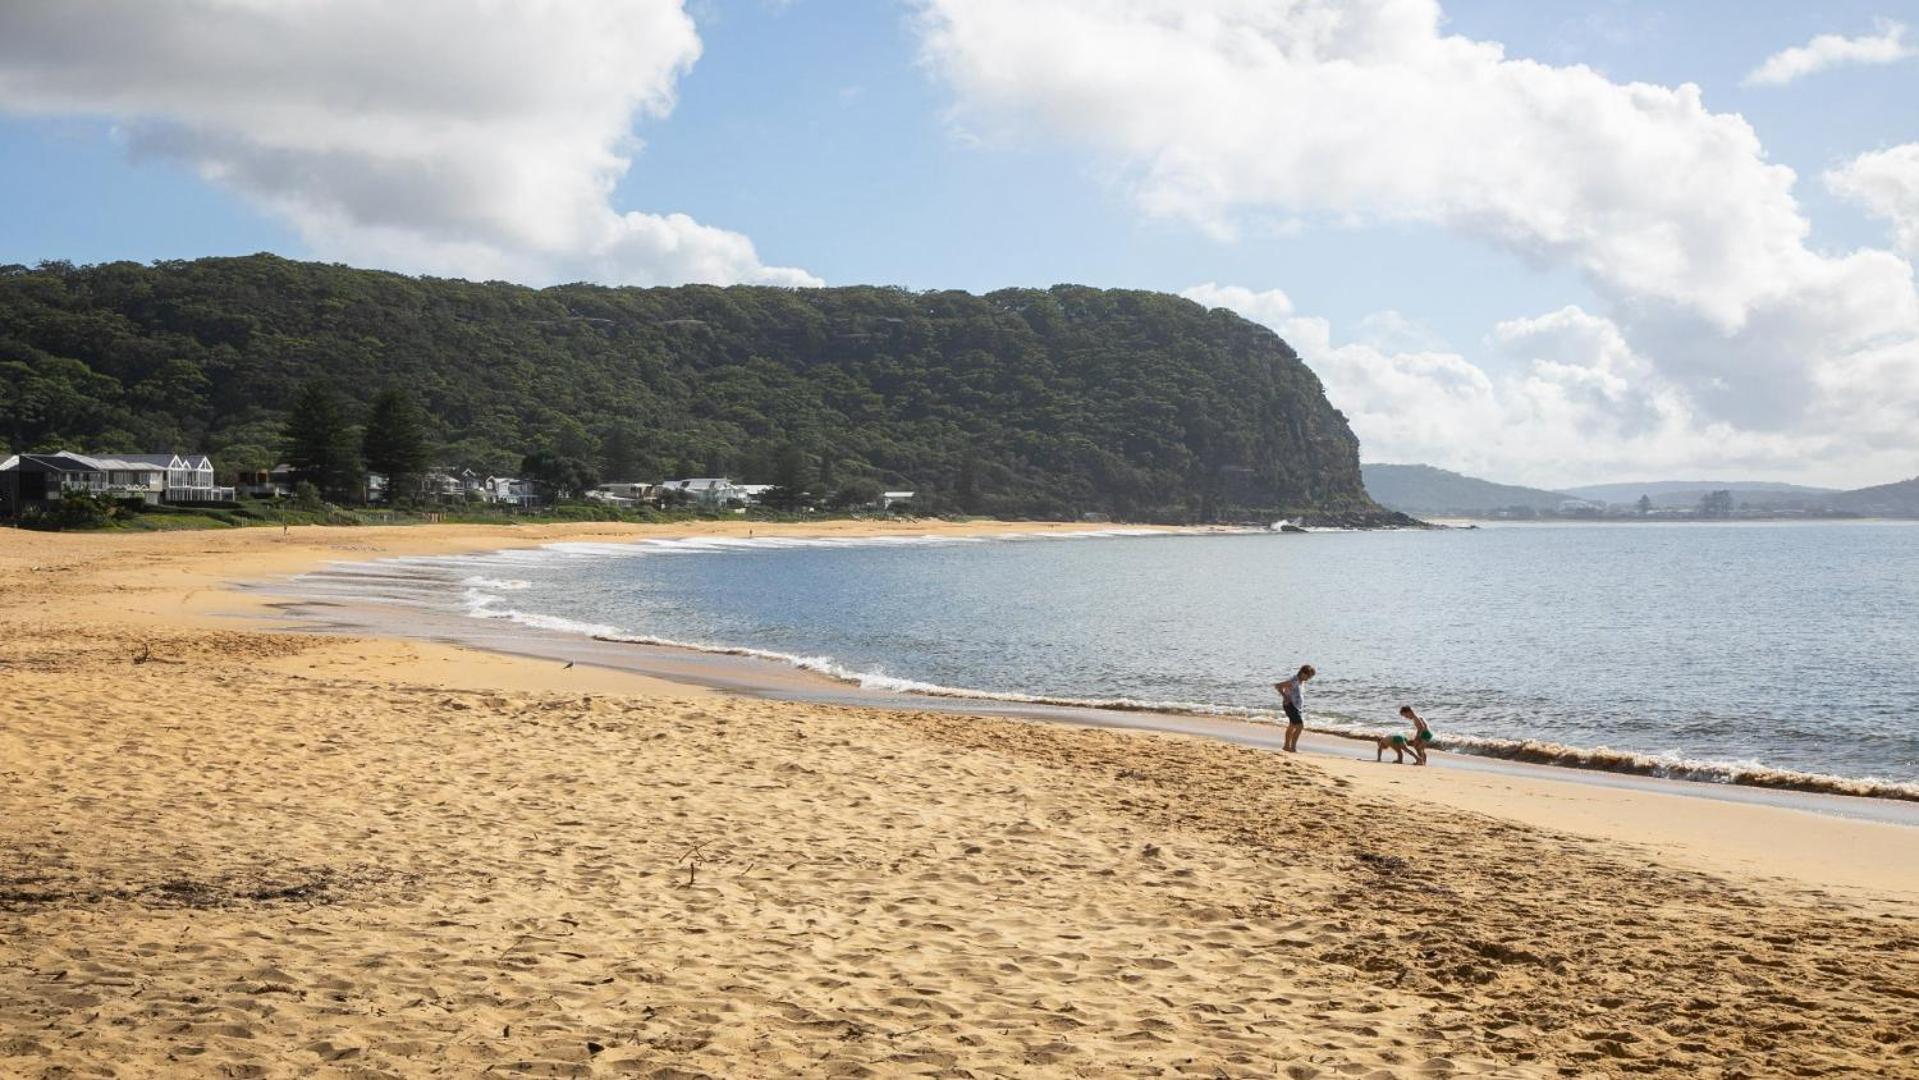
[1305,719,1919,802]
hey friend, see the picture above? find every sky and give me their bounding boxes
[1,1,1917,490]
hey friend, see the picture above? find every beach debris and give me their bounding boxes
[0,864,405,911]
[676,841,708,888]
[1357,852,1408,875]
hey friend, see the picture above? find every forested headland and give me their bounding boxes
[1,254,1400,523]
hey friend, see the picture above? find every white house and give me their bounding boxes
[120,453,223,501]
[733,483,774,505]
[484,476,538,507]
[660,478,738,507]
[596,481,658,502]
[880,490,917,510]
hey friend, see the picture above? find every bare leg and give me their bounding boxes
[1285,723,1302,752]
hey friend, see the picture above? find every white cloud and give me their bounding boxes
[1180,282,1294,326]
[0,1,819,287]
[1181,288,1881,487]
[1743,19,1917,87]
[1827,143,1919,258]
[925,0,1919,486]
[920,0,1812,330]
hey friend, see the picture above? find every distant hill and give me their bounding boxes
[1829,476,1919,516]
[0,254,1398,523]
[1563,480,1839,508]
[1361,463,1569,514]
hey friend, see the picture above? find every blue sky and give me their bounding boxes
[1,1,1916,487]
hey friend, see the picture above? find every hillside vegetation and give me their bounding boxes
[1829,476,1919,517]
[0,255,1394,523]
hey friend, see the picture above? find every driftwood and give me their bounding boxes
[676,841,708,888]
[131,644,184,666]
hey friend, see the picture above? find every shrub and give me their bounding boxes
[45,492,116,529]
[292,480,325,511]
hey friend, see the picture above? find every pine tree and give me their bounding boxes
[760,443,815,510]
[599,423,645,483]
[362,388,430,503]
[282,378,361,503]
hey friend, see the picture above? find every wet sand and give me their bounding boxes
[2,521,1915,1078]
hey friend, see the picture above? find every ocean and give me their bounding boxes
[286,521,1919,797]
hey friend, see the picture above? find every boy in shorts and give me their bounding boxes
[1272,664,1316,752]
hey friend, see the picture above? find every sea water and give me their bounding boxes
[294,521,1919,792]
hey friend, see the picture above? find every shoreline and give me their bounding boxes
[5,519,1917,1076]
[249,527,1919,812]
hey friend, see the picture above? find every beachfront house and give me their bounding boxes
[484,476,538,508]
[880,490,917,511]
[733,483,774,506]
[596,481,658,503]
[1,451,234,514]
[116,453,224,502]
[660,478,739,508]
[236,465,296,500]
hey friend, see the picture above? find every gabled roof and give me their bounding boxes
[2,451,181,474]
[117,453,214,470]
[86,455,168,474]
[2,452,112,473]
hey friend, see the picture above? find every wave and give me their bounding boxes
[1302,719,1919,802]
[591,629,1269,716]
[461,576,531,590]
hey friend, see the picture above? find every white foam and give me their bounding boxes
[468,603,628,639]
[1306,718,1919,801]
[461,576,531,590]
[591,630,1270,718]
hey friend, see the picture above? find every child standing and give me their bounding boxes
[1273,664,1316,752]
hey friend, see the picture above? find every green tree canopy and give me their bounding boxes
[520,450,598,501]
[362,387,431,501]
[282,377,361,502]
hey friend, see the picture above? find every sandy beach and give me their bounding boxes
[3,520,1915,1078]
